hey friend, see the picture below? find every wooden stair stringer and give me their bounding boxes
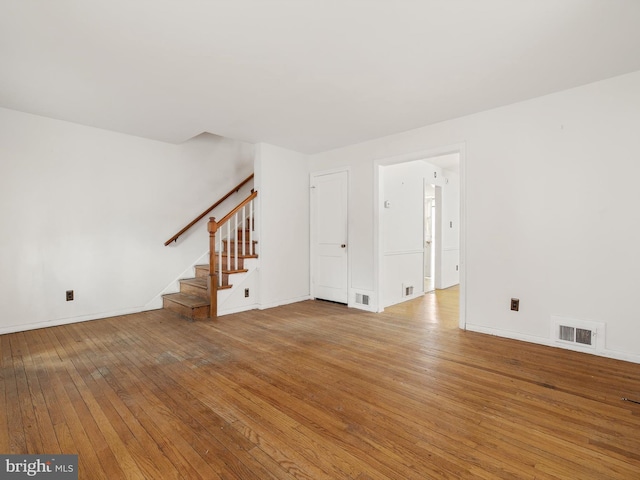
[215,257,259,315]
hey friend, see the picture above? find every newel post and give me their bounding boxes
[208,217,218,319]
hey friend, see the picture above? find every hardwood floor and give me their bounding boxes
[2,286,640,479]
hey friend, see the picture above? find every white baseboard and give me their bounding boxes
[218,303,260,316]
[380,291,424,310]
[258,295,312,311]
[349,301,378,313]
[0,305,158,336]
[465,323,640,365]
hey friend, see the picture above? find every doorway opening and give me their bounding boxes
[374,146,464,329]
[424,183,436,293]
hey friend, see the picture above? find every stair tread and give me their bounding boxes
[180,277,207,288]
[163,292,209,308]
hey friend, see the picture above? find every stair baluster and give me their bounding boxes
[207,217,219,318]
[249,199,253,255]
[241,206,246,257]
[234,212,239,270]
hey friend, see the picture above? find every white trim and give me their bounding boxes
[218,303,260,316]
[374,160,383,312]
[466,323,640,365]
[375,145,465,166]
[381,292,425,309]
[258,294,313,311]
[0,305,157,336]
[466,323,552,346]
[351,289,376,312]
[458,144,467,330]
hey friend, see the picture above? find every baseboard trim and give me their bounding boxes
[217,303,260,316]
[349,301,378,313]
[258,295,312,311]
[466,324,640,365]
[0,305,157,336]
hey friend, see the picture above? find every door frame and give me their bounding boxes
[310,167,351,303]
[374,144,466,330]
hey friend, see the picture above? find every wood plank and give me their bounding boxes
[52,323,170,480]
[0,335,10,452]
[12,331,60,454]
[4,335,27,454]
[28,328,108,479]
[1,287,640,478]
[76,318,228,480]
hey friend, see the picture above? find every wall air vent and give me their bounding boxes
[355,293,370,306]
[551,316,604,352]
[558,325,593,346]
[402,284,414,297]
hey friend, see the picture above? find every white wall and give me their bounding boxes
[381,160,425,307]
[0,107,254,333]
[254,143,310,309]
[310,70,640,363]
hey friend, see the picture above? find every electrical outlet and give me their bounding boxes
[510,298,519,311]
[66,290,74,301]
[244,288,250,298]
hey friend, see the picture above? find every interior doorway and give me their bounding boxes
[374,145,464,330]
[424,183,436,293]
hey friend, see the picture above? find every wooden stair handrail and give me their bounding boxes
[164,173,254,246]
[215,190,258,230]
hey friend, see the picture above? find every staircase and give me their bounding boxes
[161,182,258,321]
[162,230,258,320]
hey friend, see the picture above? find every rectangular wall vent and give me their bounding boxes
[355,293,370,306]
[558,325,594,345]
[402,284,414,297]
[557,324,594,347]
[551,316,603,351]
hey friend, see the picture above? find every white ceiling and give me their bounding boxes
[2,0,640,154]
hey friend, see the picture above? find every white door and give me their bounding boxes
[311,170,348,303]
